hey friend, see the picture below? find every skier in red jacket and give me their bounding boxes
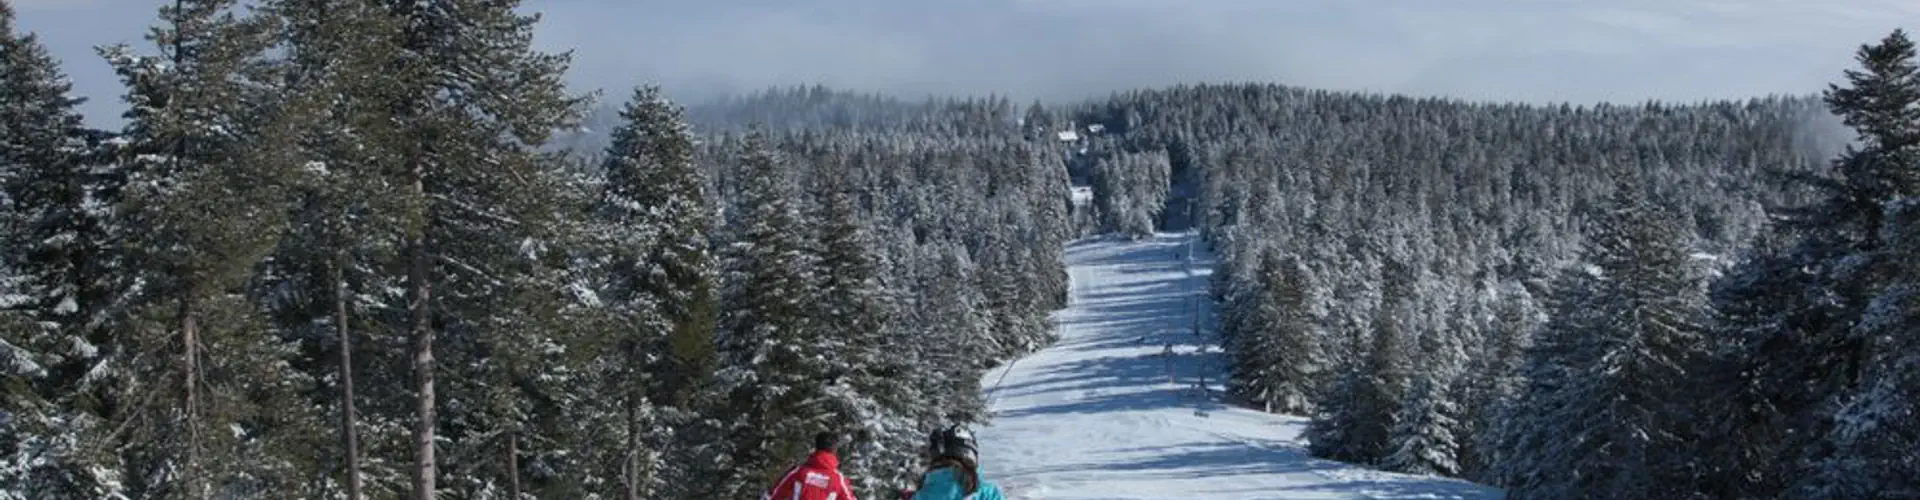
[764,431,860,500]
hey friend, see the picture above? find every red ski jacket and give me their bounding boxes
[764,450,859,500]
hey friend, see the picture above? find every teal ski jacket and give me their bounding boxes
[910,467,1004,500]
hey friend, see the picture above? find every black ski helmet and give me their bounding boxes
[927,424,978,465]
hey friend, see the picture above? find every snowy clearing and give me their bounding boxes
[976,232,1503,500]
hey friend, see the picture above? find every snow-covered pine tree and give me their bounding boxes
[1090,151,1170,237]
[1019,144,1075,309]
[977,234,1047,358]
[1700,29,1920,498]
[1797,197,1920,498]
[1309,257,1413,465]
[365,0,582,496]
[804,153,921,493]
[1490,258,1597,497]
[1457,282,1539,483]
[249,1,414,496]
[1022,100,1053,141]
[436,229,583,500]
[1819,29,1920,245]
[0,3,119,495]
[621,90,718,438]
[912,243,992,424]
[1785,29,1920,499]
[99,0,326,496]
[1385,272,1477,478]
[1228,250,1323,415]
[1383,322,1465,476]
[577,85,714,499]
[0,0,91,327]
[709,131,834,498]
[1494,187,1710,499]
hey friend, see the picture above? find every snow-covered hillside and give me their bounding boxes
[976,233,1502,499]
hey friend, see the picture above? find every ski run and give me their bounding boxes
[976,232,1502,499]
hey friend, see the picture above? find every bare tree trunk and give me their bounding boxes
[335,255,363,500]
[170,0,202,495]
[507,429,522,500]
[624,388,639,500]
[410,164,437,500]
[181,295,203,500]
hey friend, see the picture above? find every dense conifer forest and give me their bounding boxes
[1,2,1064,497]
[1057,34,1917,499]
[4,0,1916,497]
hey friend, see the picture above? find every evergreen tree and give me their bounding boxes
[709,131,833,498]
[913,244,993,424]
[0,0,95,329]
[1701,29,1920,497]
[805,154,920,493]
[1228,250,1323,415]
[367,0,582,496]
[1022,100,1053,140]
[578,85,715,499]
[1788,29,1920,499]
[98,0,323,496]
[1795,224,1920,496]
[1489,267,1596,497]
[0,3,117,495]
[976,234,1048,358]
[1309,258,1413,465]
[1386,284,1474,478]
[1383,369,1463,477]
[436,238,580,500]
[1495,189,1709,498]
[1090,151,1171,237]
[250,1,413,496]
[1457,284,1538,483]
[1816,29,1920,245]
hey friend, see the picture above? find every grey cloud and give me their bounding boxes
[533,0,1913,106]
[12,0,1916,127]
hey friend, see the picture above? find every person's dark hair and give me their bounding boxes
[814,431,840,452]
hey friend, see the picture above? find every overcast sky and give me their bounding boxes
[12,0,1918,127]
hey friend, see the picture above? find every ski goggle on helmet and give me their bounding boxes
[927,424,978,465]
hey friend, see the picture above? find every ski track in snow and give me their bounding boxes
[976,232,1503,500]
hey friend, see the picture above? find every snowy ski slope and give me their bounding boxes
[976,232,1502,500]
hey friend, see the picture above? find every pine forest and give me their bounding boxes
[3,0,1918,498]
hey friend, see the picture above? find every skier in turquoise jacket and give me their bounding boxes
[897,425,1005,500]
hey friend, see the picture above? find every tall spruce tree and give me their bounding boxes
[1495,188,1709,498]
[804,151,925,493]
[1783,29,1920,498]
[0,2,117,496]
[1457,284,1538,483]
[1384,346,1465,477]
[710,131,833,497]
[912,244,992,425]
[1309,257,1413,465]
[580,85,715,499]
[250,0,413,496]
[1796,201,1920,497]
[1819,29,1920,245]
[1701,29,1920,498]
[99,0,324,496]
[367,0,582,497]
[976,234,1046,358]
[1228,250,1324,415]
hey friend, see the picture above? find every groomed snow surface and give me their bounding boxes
[976,232,1502,499]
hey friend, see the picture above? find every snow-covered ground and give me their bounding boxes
[976,232,1503,499]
